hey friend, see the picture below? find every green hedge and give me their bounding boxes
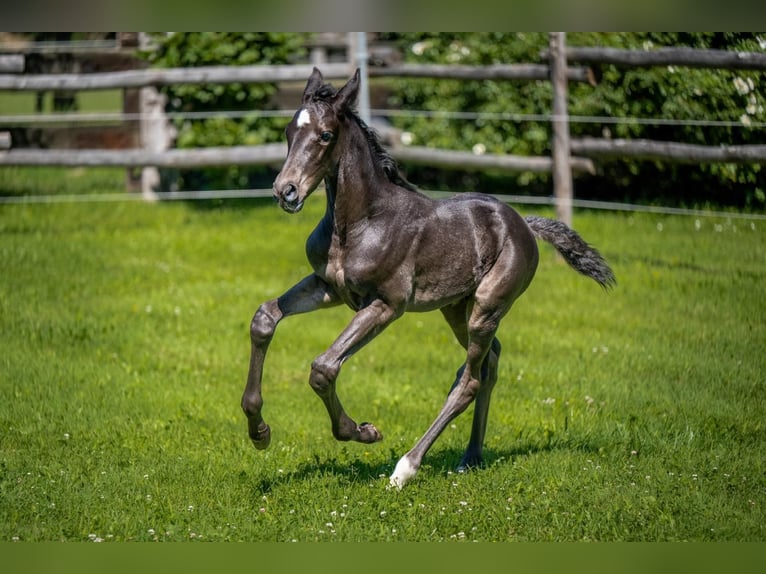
[144,32,308,191]
[383,32,765,209]
[145,33,764,208]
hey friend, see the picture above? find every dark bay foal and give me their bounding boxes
[241,67,615,488]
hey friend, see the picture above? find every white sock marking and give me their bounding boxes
[296,109,311,128]
[389,456,417,489]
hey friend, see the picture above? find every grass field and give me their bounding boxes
[1,167,764,541]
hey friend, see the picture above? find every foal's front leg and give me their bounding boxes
[310,299,400,443]
[241,274,339,449]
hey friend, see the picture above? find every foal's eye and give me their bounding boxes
[320,131,333,143]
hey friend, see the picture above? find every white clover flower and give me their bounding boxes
[472,143,486,155]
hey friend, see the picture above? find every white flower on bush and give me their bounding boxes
[411,42,429,56]
[733,76,754,96]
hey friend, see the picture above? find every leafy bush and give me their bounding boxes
[144,32,308,191]
[383,33,765,208]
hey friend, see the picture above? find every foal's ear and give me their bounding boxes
[333,68,360,111]
[302,67,324,103]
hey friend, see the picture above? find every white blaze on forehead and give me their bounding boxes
[296,108,311,128]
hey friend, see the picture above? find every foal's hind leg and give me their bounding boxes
[458,337,501,471]
[390,301,503,488]
[440,303,502,472]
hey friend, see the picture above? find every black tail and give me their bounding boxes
[525,215,616,290]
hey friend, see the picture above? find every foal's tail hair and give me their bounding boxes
[525,215,616,290]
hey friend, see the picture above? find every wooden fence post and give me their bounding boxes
[137,32,173,200]
[549,32,573,227]
[139,86,174,200]
[123,87,141,192]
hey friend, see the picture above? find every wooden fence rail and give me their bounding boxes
[571,138,766,164]
[0,144,287,168]
[2,34,765,219]
[559,46,766,70]
[0,62,596,91]
[369,63,593,83]
[5,138,762,170]
[0,63,354,91]
[0,143,598,174]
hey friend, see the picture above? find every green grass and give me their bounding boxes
[1,172,764,541]
[0,90,123,115]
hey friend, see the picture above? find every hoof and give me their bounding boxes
[250,423,271,450]
[358,422,383,443]
[456,456,483,474]
[389,456,417,489]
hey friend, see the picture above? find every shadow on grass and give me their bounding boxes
[246,438,604,496]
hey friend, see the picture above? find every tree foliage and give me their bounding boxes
[383,33,765,208]
[144,32,308,190]
[143,33,764,207]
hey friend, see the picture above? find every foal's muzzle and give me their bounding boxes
[273,181,304,214]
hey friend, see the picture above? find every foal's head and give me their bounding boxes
[272,67,360,213]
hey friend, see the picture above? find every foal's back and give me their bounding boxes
[393,190,540,312]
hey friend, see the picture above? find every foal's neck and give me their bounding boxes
[330,118,387,226]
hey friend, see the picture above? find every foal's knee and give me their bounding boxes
[309,354,339,396]
[250,302,278,346]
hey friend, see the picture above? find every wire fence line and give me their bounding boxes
[2,108,764,130]
[2,41,763,221]
[2,186,764,221]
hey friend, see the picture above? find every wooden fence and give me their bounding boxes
[2,33,765,221]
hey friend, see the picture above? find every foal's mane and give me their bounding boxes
[311,83,418,192]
